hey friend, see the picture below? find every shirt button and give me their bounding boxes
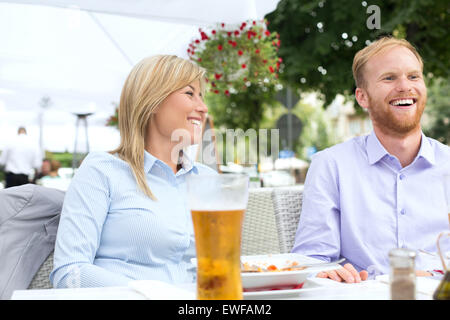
[399,174,405,180]
[400,209,406,215]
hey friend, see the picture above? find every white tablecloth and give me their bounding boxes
[11,277,437,300]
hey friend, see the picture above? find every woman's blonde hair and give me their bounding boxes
[111,55,206,200]
[352,37,423,88]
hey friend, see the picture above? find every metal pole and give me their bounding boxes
[72,116,80,171]
[287,87,293,151]
[83,116,90,154]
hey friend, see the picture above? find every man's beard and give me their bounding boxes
[367,94,425,136]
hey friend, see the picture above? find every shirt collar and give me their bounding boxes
[177,149,199,175]
[144,150,158,173]
[143,149,199,174]
[366,131,389,165]
[366,130,435,166]
[416,131,435,165]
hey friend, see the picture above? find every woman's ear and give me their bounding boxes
[355,87,369,110]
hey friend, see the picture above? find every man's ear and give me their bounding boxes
[355,87,369,110]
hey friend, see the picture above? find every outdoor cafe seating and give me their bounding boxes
[0,184,304,297]
[1,183,445,300]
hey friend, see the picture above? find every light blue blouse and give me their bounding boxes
[50,150,216,288]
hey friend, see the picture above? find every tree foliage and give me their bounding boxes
[423,78,450,145]
[267,0,450,106]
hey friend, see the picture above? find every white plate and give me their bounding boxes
[243,287,321,300]
[240,253,339,289]
[191,253,340,290]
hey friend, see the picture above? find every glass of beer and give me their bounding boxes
[187,173,249,300]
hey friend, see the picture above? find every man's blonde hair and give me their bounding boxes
[111,55,206,200]
[352,37,423,88]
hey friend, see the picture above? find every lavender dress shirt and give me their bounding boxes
[292,131,450,277]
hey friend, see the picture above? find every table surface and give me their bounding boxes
[11,278,435,300]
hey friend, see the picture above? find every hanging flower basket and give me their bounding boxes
[188,19,282,97]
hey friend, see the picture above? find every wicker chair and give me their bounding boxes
[28,252,54,290]
[272,186,304,253]
[242,188,280,255]
[242,186,304,255]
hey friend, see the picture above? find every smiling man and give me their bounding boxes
[291,37,450,283]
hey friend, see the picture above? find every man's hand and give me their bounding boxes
[416,270,432,277]
[316,263,369,283]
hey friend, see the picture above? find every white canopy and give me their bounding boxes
[0,0,279,152]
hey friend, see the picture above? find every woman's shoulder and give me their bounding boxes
[81,151,121,165]
[78,151,128,174]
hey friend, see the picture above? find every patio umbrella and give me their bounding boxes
[0,0,279,152]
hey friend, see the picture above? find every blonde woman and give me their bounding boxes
[50,55,215,288]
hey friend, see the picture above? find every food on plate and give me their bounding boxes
[241,260,308,272]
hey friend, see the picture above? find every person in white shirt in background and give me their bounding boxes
[0,126,42,188]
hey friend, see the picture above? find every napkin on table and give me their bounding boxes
[128,280,196,300]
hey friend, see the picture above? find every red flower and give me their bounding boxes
[225,90,230,96]
[241,64,246,69]
[269,66,274,73]
[214,90,219,94]
[263,59,267,64]
[231,41,237,47]
[278,57,283,62]
[255,48,260,54]
[234,30,240,36]
[247,30,257,39]
[218,44,223,51]
[265,30,270,36]
[252,21,256,25]
[227,32,232,37]
[195,39,200,44]
[215,73,222,80]
[198,58,202,62]
[212,30,216,35]
[221,23,225,28]
[200,32,209,41]
[238,50,243,56]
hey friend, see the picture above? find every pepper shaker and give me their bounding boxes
[389,248,417,300]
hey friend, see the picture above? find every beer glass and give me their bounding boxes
[187,173,249,300]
